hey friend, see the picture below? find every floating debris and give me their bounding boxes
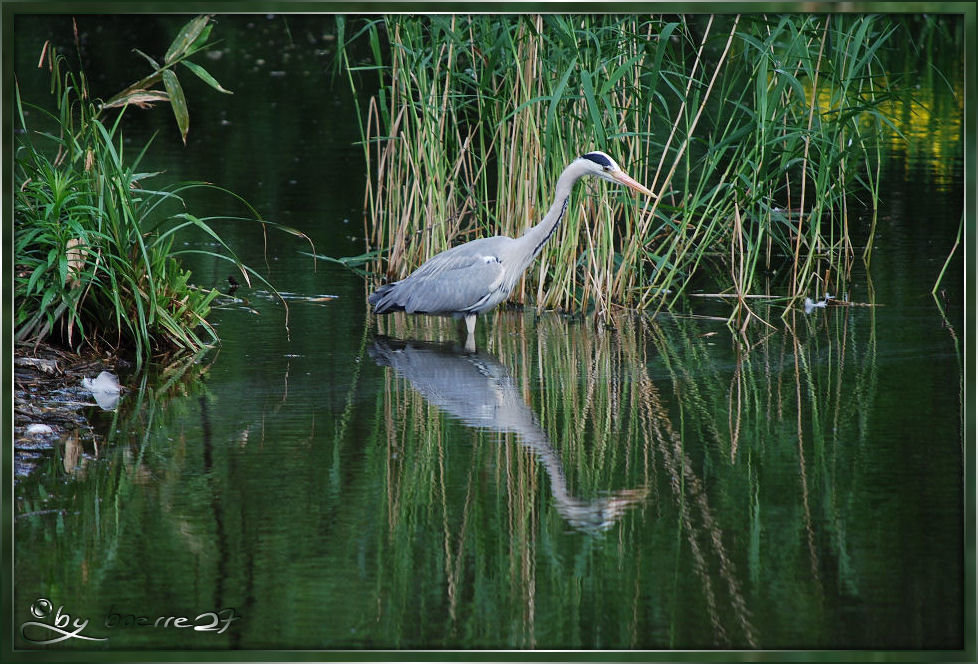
[803,297,828,314]
[271,290,339,303]
[14,357,59,375]
[212,289,338,314]
[804,293,834,314]
[81,371,122,411]
[25,423,54,436]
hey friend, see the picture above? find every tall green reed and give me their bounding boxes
[340,14,899,323]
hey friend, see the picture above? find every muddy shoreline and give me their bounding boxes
[13,342,124,482]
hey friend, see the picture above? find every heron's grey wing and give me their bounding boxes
[398,251,507,314]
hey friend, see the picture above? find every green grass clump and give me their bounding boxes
[14,16,305,366]
[339,14,904,321]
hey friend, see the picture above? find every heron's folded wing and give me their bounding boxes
[401,253,506,314]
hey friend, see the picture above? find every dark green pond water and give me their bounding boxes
[12,14,965,653]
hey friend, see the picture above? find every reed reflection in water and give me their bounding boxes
[370,336,648,534]
[13,295,959,650]
[367,297,960,649]
[371,312,764,647]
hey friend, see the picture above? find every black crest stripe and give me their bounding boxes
[582,152,612,168]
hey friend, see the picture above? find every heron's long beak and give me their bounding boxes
[609,170,655,198]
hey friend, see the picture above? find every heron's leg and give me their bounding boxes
[464,314,477,352]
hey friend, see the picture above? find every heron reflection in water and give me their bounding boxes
[369,336,647,534]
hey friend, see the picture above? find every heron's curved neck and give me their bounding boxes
[520,163,585,263]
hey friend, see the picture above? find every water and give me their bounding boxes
[12,14,965,652]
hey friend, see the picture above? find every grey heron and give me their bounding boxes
[368,151,654,347]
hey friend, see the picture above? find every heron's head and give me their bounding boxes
[578,151,655,197]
